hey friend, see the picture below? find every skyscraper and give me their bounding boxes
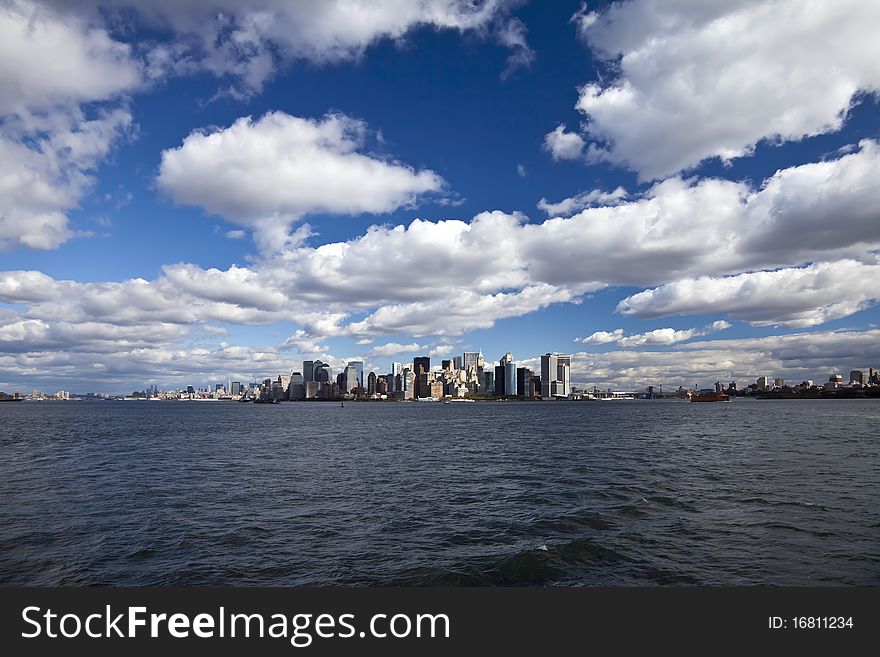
[343,364,359,393]
[303,361,315,383]
[463,351,483,371]
[541,353,571,398]
[413,356,430,398]
[494,365,506,396]
[349,361,364,389]
[314,361,330,383]
[540,354,557,398]
[556,355,571,397]
[505,360,516,397]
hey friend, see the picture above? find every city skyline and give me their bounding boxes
[1,1,879,393]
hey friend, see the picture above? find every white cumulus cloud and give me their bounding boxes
[569,0,880,179]
[618,260,880,329]
[157,112,446,252]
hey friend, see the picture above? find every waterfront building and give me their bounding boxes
[756,376,770,390]
[367,371,377,395]
[343,364,359,394]
[516,367,534,397]
[850,370,866,386]
[403,368,416,400]
[303,361,315,383]
[305,381,321,399]
[482,370,494,394]
[505,360,516,397]
[774,378,785,389]
[413,356,430,397]
[494,365,506,396]
[463,351,484,373]
[349,361,365,389]
[429,380,444,399]
[541,353,572,398]
[231,381,242,396]
[314,362,330,383]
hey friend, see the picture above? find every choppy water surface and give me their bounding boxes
[1,399,878,585]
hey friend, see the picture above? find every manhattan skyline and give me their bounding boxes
[1,0,879,393]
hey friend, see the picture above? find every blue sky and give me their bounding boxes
[1,0,879,393]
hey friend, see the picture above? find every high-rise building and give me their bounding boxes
[343,364,359,393]
[482,370,494,394]
[541,353,572,398]
[756,376,770,389]
[505,360,516,397]
[413,357,430,397]
[453,355,462,370]
[314,362,330,383]
[231,381,242,396]
[774,378,785,389]
[463,351,483,371]
[494,365,506,396]
[500,352,513,366]
[516,367,534,397]
[850,370,866,386]
[556,355,571,397]
[367,371,377,395]
[402,368,416,400]
[441,359,452,371]
[540,354,557,398]
[347,361,364,389]
[303,361,315,383]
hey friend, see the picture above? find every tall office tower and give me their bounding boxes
[343,364,359,393]
[413,357,430,398]
[442,360,452,371]
[392,362,403,377]
[494,365,506,396]
[463,351,481,371]
[556,355,571,397]
[499,352,513,366]
[540,353,557,397]
[403,368,416,400]
[453,356,462,370]
[850,370,866,385]
[756,376,770,389]
[231,381,242,396]
[418,372,433,399]
[516,367,534,397]
[346,361,364,389]
[303,361,315,383]
[505,360,516,397]
[367,371,377,395]
[774,378,785,389]
[483,370,494,394]
[314,362,330,383]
